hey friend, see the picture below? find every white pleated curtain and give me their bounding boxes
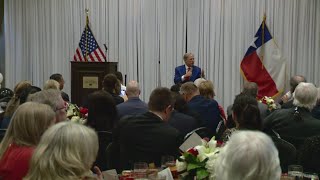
[4,0,320,109]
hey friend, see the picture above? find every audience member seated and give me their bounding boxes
[311,87,320,120]
[43,79,60,90]
[19,86,41,104]
[280,75,306,109]
[116,80,148,120]
[114,87,182,170]
[87,90,117,170]
[197,80,226,121]
[0,88,14,123]
[1,80,31,128]
[263,82,320,149]
[103,74,124,105]
[298,135,320,174]
[221,93,262,143]
[214,130,281,180]
[168,93,199,137]
[170,84,181,94]
[0,102,55,179]
[50,73,70,102]
[180,82,220,137]
[227,82,268,123]
[28,89,67,123]
[24,122,102,180]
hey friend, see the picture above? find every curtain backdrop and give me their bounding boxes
[4,0,320,109]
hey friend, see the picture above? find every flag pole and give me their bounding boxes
[85,9,89,62]
[261,13,266,69]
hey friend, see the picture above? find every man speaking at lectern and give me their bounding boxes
[174,53,202,84]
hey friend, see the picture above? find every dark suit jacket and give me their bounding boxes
[116,97,148,120]
[114,112,182,170]
[281,100,294,109]
[311,104,320,120]
[187,95,220,137]
[174,65,201,84]
[168,110,199,137]
[263,107,320,149]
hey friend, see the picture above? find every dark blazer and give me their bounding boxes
[110,93,124,105]
[311,104,320,120]
[187,95,220,137]
[263,107,320,149]
[281,100,294,109]
[116,97,148,120]
[227,101,269,120]
[174,65,201,84]
[114,112,182,170]
[168,110,199,137]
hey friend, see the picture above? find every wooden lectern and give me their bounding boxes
[71,62,118,106]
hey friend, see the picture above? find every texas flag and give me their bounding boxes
[240,21,286,99]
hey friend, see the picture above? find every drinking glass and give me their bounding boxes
[133,162,148,179]
[303,172,319,180]
[288,165,304,180]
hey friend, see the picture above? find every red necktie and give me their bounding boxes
[185,67,191,81]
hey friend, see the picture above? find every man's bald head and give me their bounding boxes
[125,80,140,97]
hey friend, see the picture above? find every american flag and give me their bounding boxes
[73,25,106,62]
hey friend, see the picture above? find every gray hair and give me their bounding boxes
[126,80,140,97]
[293,82,318,110]
[215,130,281,180]
[27,89,62,111]
[194,78,206,87]
[43,80,60,90]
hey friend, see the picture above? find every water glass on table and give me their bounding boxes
[134,162,148,179]
[303,172,319,180]
[288,165,303,180]
[161,155,178,178]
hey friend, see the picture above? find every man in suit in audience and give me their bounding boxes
[50,73,70,102]
[174,53,202,84]
[263,82,320,149]
[180,82,220,137]
[168,92,200,138]
[280,75,306,109]
[116,80,148,120]
[227,82,269,121]
[114,87,182,170]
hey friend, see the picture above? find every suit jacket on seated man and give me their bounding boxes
[180,82,220,137]
[116,81,148,120]
[113,87,183,170]
[174,53,202,84]
[263,82,320,149]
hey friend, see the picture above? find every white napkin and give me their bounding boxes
[179,132,202,152]
[158,167,174,180]
[102,169,119,180]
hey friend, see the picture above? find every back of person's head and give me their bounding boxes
[114,71,124,84]
[194,78,206,87]
[4,80,32,117]
[170,84,181,94]
[125,81,140,97]
[28,89,66,123]
[148,87,173,112]
[24,122,99,180]
[172,93,189,113]
[103,73,121,95]
[232,93,261,130]
[215,130,281,180]
[290,75,306,93]
[0,102,55,159]
[49,73,64,90]
[242,82,258,98]
[298,135,320,173]
[198,80,215,99]
[180,82,198,95]
[87,90,117,131]
[19,86,42,104]
[43,80,60,90]
[293,82,318,110]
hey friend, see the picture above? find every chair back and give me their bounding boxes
[271,135,297,173]
[184,127,211,141]
[94,131,112,171]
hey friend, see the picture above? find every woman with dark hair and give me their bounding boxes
[221,93,262,143]
[87,90,118,170]
[102,74,124,105]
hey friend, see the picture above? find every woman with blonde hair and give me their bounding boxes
[0,102,55,179]
[24,122,102,180]
[43,79,60,90]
